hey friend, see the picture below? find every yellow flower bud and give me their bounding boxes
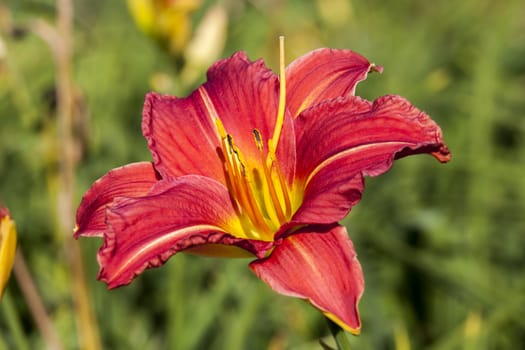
[127,0,202,55]
[0,208,17,299]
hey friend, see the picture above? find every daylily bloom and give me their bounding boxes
[75,39,450,334]
[0,206,17,299]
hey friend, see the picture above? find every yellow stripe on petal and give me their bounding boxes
[0,213,17,299]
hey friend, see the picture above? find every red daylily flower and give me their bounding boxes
[75,40,450,334]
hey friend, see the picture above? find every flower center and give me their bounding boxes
[216,37,291,241]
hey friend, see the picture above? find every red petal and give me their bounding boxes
[201,52,278,157]
[286,48,382,117]
[250,225,364,334]
[143,52,296,184]
[74,162,160,238]
[200,52,296,182]
[292,95,450,224]
[98,175,272,288]
[142,92,226,182]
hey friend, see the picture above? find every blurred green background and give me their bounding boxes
[1,0,524,349]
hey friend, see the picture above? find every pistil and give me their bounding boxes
[214,37,293,241]
[265,35,292,220]
[268,36,287,155]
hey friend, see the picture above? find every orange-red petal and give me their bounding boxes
[250,225,364,334]
[199,52,296,182]
[142,92,226,182]
[200,52,280,159]
[75,162,160,238]
[286,48,381,117]
[292,95,450,225]
[98,175,273,288]
[143,52,296,184]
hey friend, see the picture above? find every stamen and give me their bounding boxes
[253,129,287,224]
[265,151,292,218]
[235,167,270,234]
[231,138,270,232]
[216,121,274,238]
[271,161,293,218]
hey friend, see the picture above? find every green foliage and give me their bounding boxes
[1,0,524,349]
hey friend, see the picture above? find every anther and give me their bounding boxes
[253,129,264,151]
[226,134,235,153]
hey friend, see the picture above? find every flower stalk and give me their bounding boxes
[327,317,353,350]
[1,290,30,350]
[12,250,64,350]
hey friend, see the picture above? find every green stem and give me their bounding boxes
[1,290,30,350]
[326,318,352,350]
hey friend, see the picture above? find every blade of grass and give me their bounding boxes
[1,289,30,350]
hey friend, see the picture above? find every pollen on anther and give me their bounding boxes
[253,129,264,151]
[226,134,235,153]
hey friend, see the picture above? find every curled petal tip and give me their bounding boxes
[370,63,383,74]
[73,224,80,239]
[433,144,451,163]
[74,162,159,238]
[325,312,361,335]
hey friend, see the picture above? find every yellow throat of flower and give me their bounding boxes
[216,37,292,241]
